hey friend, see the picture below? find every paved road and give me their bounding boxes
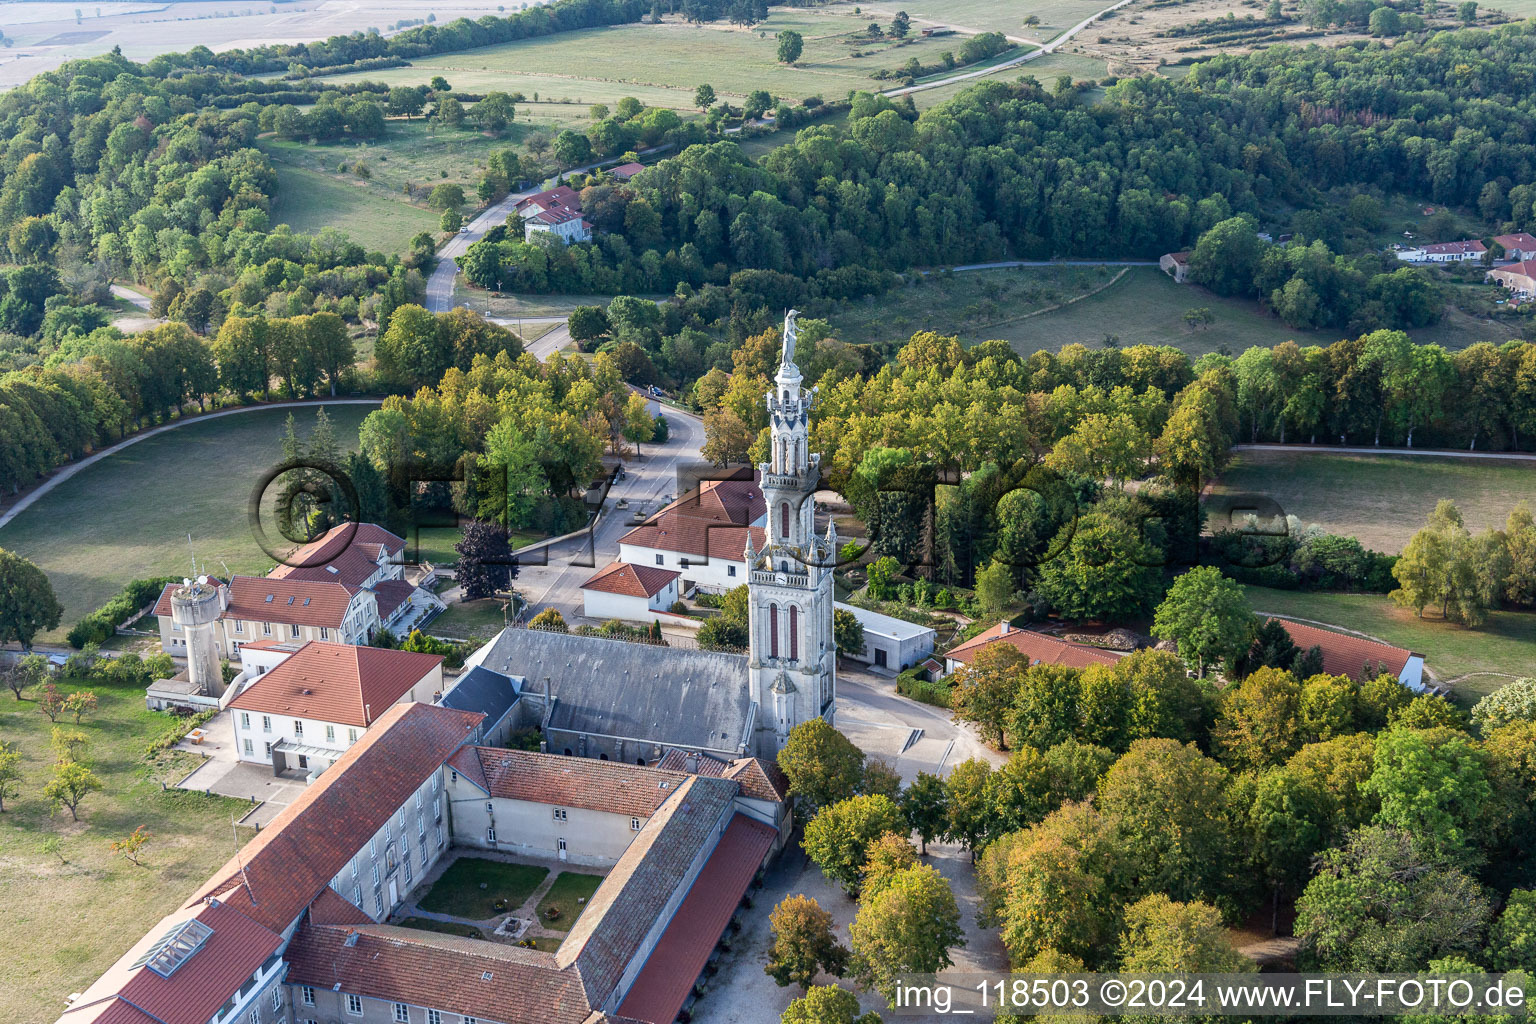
[1233,443,1536,462]
[513,398,707,619]
[110,283,152,310]
[881,0,1137,98]
[0,398,383,532]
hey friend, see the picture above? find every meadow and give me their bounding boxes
[850,0,1113,41]
[1243,586,1536,704]
[0,403,375,638]
[0,677,254,1023]
[267,161,441,255]
[1209,451,1535,553]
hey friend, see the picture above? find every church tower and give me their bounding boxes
[747,310,836,757]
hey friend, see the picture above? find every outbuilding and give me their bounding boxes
[834,602,935,673]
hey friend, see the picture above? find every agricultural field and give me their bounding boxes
[1244,586,1536,705]
[326,10,969,105]
[0,677,254,1024]
[0,404,375,638]
[1208,451,1536,554]
[852,0,1111,42]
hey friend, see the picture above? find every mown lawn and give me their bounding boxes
[1209,451,1533,554]
[267,161,441,255]
[0,403,374,639]
[535,871,604,932]
[1242,586,1536,705]
[417,857,549,919]
[0,679,253,1024]
[429,599,511,640]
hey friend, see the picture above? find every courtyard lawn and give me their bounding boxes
[429,598,511,640]
[0,403,375,640]
[1209,451,1534,554]
[396,916,486,940]
[417,857,549,919]
[535,871,604,932]
[1242,586,1536,705]
[0,679,253,1024]
[267,162,441,255]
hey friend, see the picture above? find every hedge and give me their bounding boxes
[67,576,179,649]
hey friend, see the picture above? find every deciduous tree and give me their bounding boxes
[803,794,905,893]
[0,741,22,811]
[0,547,62,651]
[765,894,848,989]
[850,863,965,1005]
[1152,566,1256,678]
[45,759,102,821]
[778,719,865,812]
[900,771,948,854]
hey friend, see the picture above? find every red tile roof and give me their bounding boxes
[620,476,767,559]
[1495,232,1536,252]
[944,622,1122,670]
[516,185,581,215]
[1271,618,1414,680]
[373,578,417,620]
[306,885,375,926]
[616,815,777,1024]
[58,900,282,1024]
[656,748,730,775]
[1420,239,1486,255]
[188,702,482,932]
[227,640,441,727]
[581,561,680,598]
[224,575,359,629]
[725,757,790,803]
[450,747,691,817]
[284,923,594,1024]
[1494,258,1536,280]
[268,522,403,588]
[609,162,645,180]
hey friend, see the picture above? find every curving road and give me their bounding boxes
[0,399,383,533]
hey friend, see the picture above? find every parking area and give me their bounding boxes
[174,709,306,825]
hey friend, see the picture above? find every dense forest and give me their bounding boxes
[460,21,1536,299]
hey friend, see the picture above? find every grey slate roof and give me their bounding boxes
[475,627,754,756]
[555,775,739,1005]
[438,665,522,729]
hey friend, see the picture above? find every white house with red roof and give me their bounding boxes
[1493,232,1536,260]
[225,640,445,773]
[617,470,767,595]
[1398,238,1487,262]
[1489,258,1536,301]
[514,184,592,243]
[151,522,442,658]
[579,560,681,620]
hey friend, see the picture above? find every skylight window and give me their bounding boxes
[264,594,274,603]
[303,598,311,606]
[326,565,340,574]
[132,918,214,978]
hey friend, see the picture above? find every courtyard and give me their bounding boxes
[394,850,605,951]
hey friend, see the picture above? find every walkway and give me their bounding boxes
[0,398,382,532]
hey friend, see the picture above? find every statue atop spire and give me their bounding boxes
[781,309,800,369]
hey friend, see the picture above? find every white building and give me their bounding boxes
[835,602,936,672]
[1397,239,1486,263]
[579,560,681,621]
[617,472,766,595]
[515,184,593,243]
[226,640,445,775]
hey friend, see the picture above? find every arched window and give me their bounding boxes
[769,604,779,658]
[781,502,790,540]
[789,606,799,661]
[599,753,609,761]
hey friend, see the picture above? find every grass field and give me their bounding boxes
[1242,586,1536,703]
[535,871,604,932]
[429,598,511,640]
[849,0,1109,42]
[996,267,1511,357]
[1209,451,1535,553]
[328,11,965,105]
[0,677,254,1024]
[417,857,549,919]
[0,403,375,639]
[268,162,440,254]
[828,264,1116,346]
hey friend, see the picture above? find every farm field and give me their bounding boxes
[327,12,966,104]
[0,678,253,1024]
[0,403,375,639]
[852,0,1110,41]
[267,162,441,255]
[1243,586,1536,704]
[1208,451,1535,554]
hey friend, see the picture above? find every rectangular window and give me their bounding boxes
[728,565,737,577]
[264,742,272,758]
[249,1010,259,1024]
[428,1011,442,1024]
[372,862,380,887]
[418,814,425,838]
[487,827,496,844]
[262,715,271,732]
[373,890,383,916]
[403,855,413,884]
[302,986,315,1006]
[243,739,253,756]
[290,624,301,639]
[485,802,492,814]
[420,842,428,869]
[436,824,444,848]
[321,627,329,640]
[293,720,303,737]
[631,817,641,831]
[346,994,363,1016]
[415,790,422,811]
[370,837,378,858]
[234,620,244,633]
[240,712,250,729]
[655,554,664,565]
[394,1003,410,1023]
[326,725,335,742]
[552,807,566,821]
[348,728,359,743]
[272,989,282,1011]
[431,773,439,797]
[397,807,406,828]
[353,883,362,906]
[262,622,271,636]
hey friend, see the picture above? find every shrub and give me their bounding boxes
[67,576,178,648]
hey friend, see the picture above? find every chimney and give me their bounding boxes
[364,703,371,725]
[999,621,1011,635]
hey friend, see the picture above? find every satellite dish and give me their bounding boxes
[196,575,208,585]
